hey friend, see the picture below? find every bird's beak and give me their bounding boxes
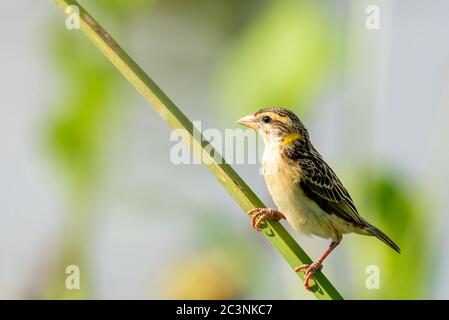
[236,114,258,129]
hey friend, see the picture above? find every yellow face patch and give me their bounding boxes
[280,132,303,146]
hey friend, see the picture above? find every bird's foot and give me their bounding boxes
[294,261,323,291]
[247,208,285,231]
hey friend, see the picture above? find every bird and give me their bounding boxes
[237,107,400,290]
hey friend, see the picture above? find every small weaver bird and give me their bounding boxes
[237,107,400,290]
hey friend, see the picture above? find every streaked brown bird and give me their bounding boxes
[237,107,400,290]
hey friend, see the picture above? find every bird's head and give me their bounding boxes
[237,107,309,146]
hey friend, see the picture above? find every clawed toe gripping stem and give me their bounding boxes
[294,240,339,291]
[248,208,285,230]
[295,262,323,290]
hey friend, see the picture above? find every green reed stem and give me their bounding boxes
[52,0,343,300]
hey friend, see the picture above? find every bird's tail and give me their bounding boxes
[365,223,401,254]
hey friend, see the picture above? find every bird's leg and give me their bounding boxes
[294,240,340,290]
[247,208,285,231]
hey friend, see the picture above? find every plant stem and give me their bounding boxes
[53,0,343,300]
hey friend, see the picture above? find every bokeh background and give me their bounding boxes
[1,0,448,299]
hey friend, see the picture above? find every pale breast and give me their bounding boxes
[261,145,350,240]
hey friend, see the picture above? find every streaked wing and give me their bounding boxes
[298,155,363,225]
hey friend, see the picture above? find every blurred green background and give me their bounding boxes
[1,0,448,299]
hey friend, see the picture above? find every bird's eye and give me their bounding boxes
[262,116,271,124]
